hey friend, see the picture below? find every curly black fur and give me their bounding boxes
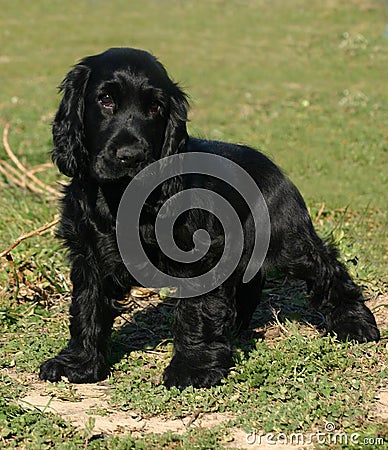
[39,48,379,389]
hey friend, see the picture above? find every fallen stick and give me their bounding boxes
[0,159,46,195]
[28,162,53,175]
[0,163,28,191]
[315,201,325,223]
[2,123,60,197]
[0,217,60,258]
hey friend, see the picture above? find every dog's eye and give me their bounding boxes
[99,94,114,109]
[148,103,162,116]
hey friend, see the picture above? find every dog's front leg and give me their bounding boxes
[163,285,236,390]
[39,254,116,383]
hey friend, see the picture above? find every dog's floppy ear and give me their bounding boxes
[160,84,189,158]
[158,85,189,205]
[52,63,91,177]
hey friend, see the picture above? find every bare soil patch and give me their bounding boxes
[7,371,235,438]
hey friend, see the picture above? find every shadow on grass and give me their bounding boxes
[108,275,326,368]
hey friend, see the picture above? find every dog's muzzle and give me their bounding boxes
[116,147,145,165]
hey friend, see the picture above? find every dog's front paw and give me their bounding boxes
[39,353,109,383]
[328,303,380,343]
[163,359,227,390]
[39,358,65,382]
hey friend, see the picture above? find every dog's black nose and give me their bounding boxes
[116,147,145,163]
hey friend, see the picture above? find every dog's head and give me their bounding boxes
[52,48,189,180]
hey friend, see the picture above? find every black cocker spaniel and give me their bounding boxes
[39,48,379,390]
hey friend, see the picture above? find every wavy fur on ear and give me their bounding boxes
[159,84,189,202]
[161,84,189,158]
[52,64,91,177]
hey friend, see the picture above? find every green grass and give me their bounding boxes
[1,0,387,448]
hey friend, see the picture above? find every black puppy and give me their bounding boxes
[39,48,379,389]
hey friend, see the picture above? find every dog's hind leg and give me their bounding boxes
[271,213,380,343]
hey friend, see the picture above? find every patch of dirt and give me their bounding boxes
[374,389,388,421]
[365,292,388,330]
[1,370,313,448]
[12,374,314,449]
[4,370,234,438]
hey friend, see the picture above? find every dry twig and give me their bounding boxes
[0,164,27,190]
[2,123,60,197]
[185,409,203,427]
[28,162,53,175]
[0,159,47,194]
[0,217,60,258]
[270,306,289,335]
[315,202,325,223]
